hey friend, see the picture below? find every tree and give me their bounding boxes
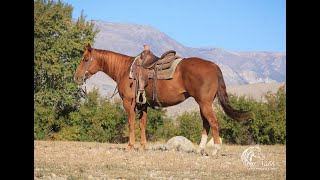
[34,0,98,139]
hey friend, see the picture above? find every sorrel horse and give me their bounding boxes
[74,44,250,156]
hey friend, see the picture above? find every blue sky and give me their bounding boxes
[62,0,286,52]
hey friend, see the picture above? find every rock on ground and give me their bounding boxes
[164,136,195,152]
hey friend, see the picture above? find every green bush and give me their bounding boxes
[34,0,97,140]
[145,108,167,141]
[43,89,127,143]
[154,119,180,142]
[217,85,286,144]
[35,83,286,145]
[34,103,56,140]
[216,95,255,144]
[176,112,203,143]
[123,107,168,142]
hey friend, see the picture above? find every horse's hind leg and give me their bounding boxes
[199,102,222,156]
[196,110,210,155]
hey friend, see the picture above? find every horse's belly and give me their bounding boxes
[145,80,188,107]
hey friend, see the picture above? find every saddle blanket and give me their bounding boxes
[129,58,184,80]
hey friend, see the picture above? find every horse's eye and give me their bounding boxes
[84,58,89,62]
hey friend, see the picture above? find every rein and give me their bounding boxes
[80,82,119,102]
[105,83,119,102]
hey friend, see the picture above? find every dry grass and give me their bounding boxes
[34,140,286,179]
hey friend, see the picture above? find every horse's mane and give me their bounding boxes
[92,48,134,62]
[92,48,136,82]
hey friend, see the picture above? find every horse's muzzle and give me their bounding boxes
[74,71,89,85]
[74,76,85,85]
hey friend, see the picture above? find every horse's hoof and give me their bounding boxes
[196,148,208,156]
[139,146,146,152]
[126,144,134,151]
[211,149,219,156]
[211,144,222,157]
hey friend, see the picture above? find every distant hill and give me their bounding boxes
[91,20,286,86]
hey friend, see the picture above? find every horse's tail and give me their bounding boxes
[216,66,251,121]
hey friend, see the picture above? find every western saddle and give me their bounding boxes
[135,45,179,106]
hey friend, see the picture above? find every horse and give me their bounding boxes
[74,43,250,156]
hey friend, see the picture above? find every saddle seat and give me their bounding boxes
[142,50,177,70]
[134,47,182,106]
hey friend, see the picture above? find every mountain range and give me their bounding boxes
[91,20,286,86]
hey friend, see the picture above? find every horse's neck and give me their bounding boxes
[97,51,132,83]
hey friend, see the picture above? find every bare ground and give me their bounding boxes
[34,141,286,180]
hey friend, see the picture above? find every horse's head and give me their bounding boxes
[74,43,100,84]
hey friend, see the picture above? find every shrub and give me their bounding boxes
[217,85,286,144]
[55,89,128,143]
[176,111,203,143]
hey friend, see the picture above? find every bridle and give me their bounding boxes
[78,56,94,96]
[82,56,94,82]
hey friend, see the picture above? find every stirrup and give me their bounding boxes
[136,90,147,104]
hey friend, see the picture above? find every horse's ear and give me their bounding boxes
[88,44,92,52]
[143,45,149,51]
[84,43,92,52]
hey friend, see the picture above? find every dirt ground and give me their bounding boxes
[34,140,286,179]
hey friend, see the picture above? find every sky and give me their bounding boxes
[62,0,286,52]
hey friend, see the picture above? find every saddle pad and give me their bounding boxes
[148,58,183,80]
[129,57,184,80]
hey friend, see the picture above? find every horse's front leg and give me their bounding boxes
[138,107,147,151]
[123,98,136,150]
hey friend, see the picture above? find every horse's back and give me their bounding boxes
[178,57,219,78]
[176,57,220,100]
[144,57,220,106]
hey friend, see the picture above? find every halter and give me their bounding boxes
[79,56,94,96]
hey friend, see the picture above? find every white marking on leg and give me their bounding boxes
[199,134,208,149]
[212,143,222,156]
